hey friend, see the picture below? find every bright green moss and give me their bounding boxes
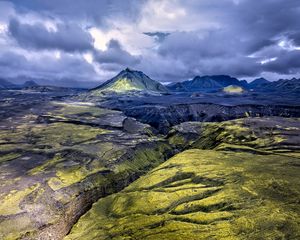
[66,149,300,239]
[223,85,244,94]
[108,78,143,92]
[168,135,186,146]
[0,184,39,216]
[28,154,63,175]
[0,215,34,240]
[48,165,109,191]
[189,118,298,156]
[115,143,172,174]
[30,122,108,148]
[51,102,115,117]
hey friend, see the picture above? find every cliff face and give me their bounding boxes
[120,103,300,133]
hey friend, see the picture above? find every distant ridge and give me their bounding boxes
[167,75,246,92]
[22,80,39,88]
[91,68,168,93]
[249,78,269,88]
[259,78,300,93]
[0,78,17,89]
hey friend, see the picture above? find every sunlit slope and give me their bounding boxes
[169,117,300,157]
[223,85,244,94]
[66,149,300,240]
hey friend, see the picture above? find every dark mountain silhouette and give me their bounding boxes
[0,78,17,89]
[167,75,246,92]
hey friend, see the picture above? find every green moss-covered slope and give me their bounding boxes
[66,149,300,240]
[170,117,300,156]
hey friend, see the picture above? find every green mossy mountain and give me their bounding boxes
[90,68,168,94]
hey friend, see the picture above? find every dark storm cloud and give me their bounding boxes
[155,30,262,77]
[264,50,300,74]
[1,0,300,84]
[93,39,141,66]
[158,31,237,59]
[143,32,170,43]
[8,0,146,26]
[229,0,300,54]
[0,51,27,70]
[0,50,96,81]
[8,18,93,52]
[149,0,300,79]
[288,32,300,46]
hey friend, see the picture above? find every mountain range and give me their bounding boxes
[248,78,269,88]
[0,78,18,89]
[167,75,248,92]
[0,78,39,89]
[258,78,300,93]
[1,69,300,94]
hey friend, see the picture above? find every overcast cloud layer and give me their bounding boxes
[0,0,299,87]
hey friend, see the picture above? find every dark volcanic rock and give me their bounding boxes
[119,103,300,133]
[122,117,155,135]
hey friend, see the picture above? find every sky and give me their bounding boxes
[0,0,300,87]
